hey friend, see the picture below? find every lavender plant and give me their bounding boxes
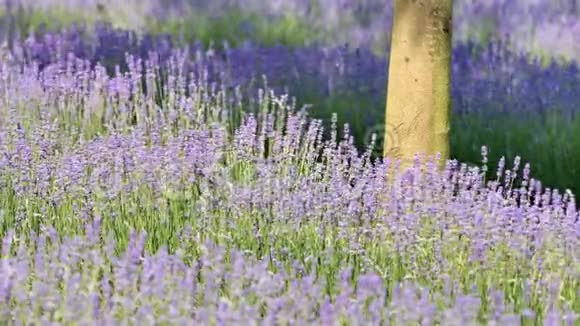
[0,45,578,324]
[1,22,578,196]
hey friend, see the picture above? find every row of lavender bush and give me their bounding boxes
[0,32,578,323]
[5,23,580,197]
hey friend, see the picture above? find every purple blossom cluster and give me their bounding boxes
[0,40,578,323]
[3,223,571,325]
[7,25,579,118]
[5,26,580,197]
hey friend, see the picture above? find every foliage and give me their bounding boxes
[0,1,577,323]
[0,37,578,323]
[8,24,580,200]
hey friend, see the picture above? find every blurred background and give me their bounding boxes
[0,0,579,195]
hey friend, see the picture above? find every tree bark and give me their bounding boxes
[384,0,453,172]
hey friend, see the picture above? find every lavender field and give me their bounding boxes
[0,0,579,324]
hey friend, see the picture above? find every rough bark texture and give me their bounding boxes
[384,0,452,171]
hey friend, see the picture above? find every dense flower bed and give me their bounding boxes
[0,36,578,323]
[4,24,580,196]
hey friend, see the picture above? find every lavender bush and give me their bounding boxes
[1,223,576,324]
[6,24,580,197]
[0,43,578,323]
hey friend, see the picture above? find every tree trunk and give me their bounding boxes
[384,0,453,172]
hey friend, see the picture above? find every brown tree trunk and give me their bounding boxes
[384,0,453,172]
